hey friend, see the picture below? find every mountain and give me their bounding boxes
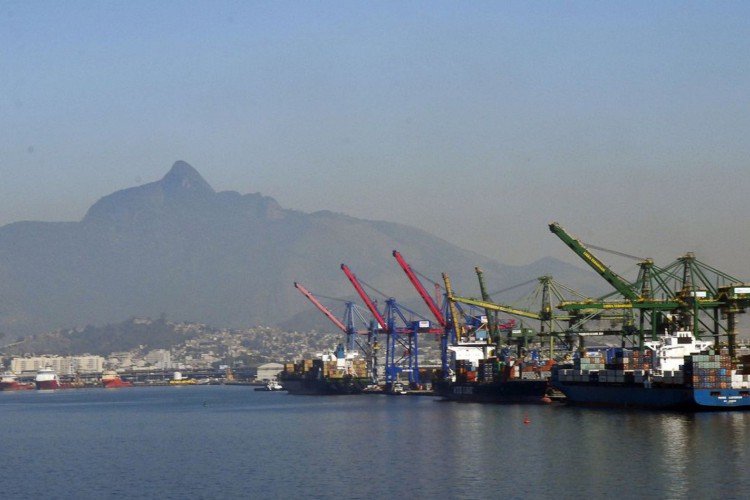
[0,161,601,338]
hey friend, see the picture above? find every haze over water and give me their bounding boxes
[1,386,748,499]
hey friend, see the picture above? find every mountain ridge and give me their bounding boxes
[0,161,600,338]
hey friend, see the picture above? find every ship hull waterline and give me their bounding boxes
[554,382,750,411]
[436,379,553,404]
[280,376,368,395]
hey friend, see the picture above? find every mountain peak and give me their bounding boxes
[161,161,214,194]
[82,161,215,225]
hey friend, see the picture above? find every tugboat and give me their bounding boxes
[389,381,408,395]
[254,379,285,391]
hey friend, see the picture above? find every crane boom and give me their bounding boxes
[549,222,640,300]
[293,282,347,333]
[392,250,446,327]
[340,264,388,330]
[450,295,548,320]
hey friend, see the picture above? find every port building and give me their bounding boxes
[256,362,284,381]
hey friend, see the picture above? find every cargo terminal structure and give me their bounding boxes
[287,223,749,408]
[545,223,750,409]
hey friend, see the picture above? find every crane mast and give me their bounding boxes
[474,267,498,341]
[441,272,463,340]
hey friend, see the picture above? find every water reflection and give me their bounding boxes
[2,389,750,498]
[657,413,691,499]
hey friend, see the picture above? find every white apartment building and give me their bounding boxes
[11,355,105,375]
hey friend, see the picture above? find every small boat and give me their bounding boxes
[389,382,408,395]
[254,379,285,391]
[0,372,35,391]
[169,371,196,385]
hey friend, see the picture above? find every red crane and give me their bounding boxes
[392,250,446,328]
[293,282,347,333]
[340,264,388,330]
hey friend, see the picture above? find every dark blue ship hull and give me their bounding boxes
[554,381,750,410]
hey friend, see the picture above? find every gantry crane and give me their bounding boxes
[449,264,632,357]
[392,250,452,376]
[549,223,750,359]
[340,262,432,387]
[443,274,568,356]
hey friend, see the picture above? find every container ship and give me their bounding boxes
[552,330,750,410]
[436,330,555,404]
[279,344,370,395]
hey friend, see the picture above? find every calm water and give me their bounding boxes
[1,386,749,499]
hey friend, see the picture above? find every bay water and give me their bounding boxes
[1,386,749,499]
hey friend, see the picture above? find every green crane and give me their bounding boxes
[549,222,641,301]
[550,223,750,359]
[474,267,499,343]
[447,272,622,358]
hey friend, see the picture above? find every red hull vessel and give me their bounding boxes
[103,378,133,388]
[34,367,75,390]
[36,380,62,390]
[0,373,35,391]
[102,371,133,388]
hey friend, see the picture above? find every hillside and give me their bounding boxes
[0,161,601,337]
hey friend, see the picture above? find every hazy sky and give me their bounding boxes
[3,1,750,279]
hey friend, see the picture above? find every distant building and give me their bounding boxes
[144,349,172,369]
[106,352,135,370]
[11,355,104,375]
[256,362,284,381]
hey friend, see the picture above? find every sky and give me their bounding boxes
[3,1,750,280]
